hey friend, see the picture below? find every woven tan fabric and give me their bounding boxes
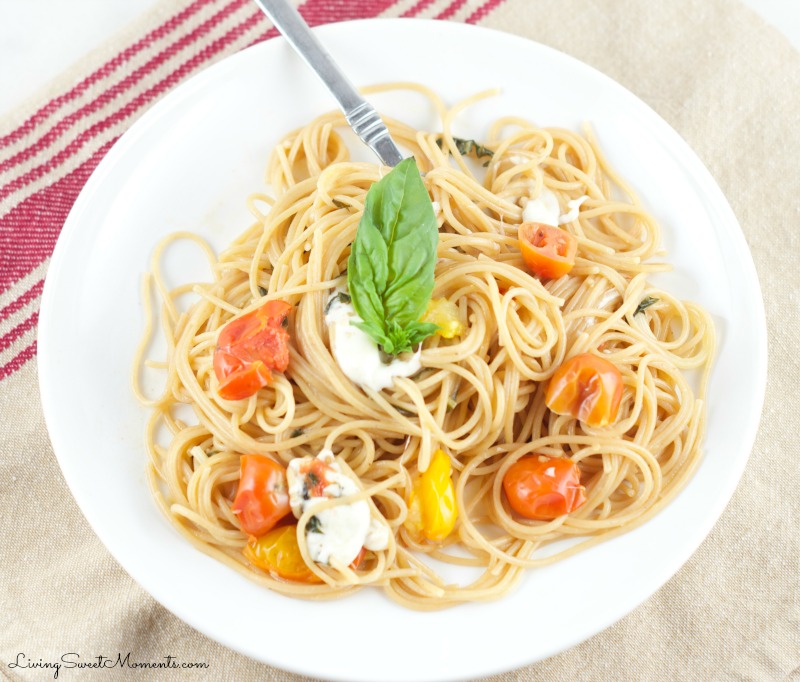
[1,0,799,680]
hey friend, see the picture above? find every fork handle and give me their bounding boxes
[254,0,404,167]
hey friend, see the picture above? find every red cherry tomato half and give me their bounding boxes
[502,455,587,520]
[518,222,578,279]
[232,455,291,536]
[545,353,623,427]
[213,300,292,400]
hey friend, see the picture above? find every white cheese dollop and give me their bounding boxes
[522,187,560,225]
[521,187,590,226]
[559,195,590,224]
[287,449,389,567]
[325,293,421,392]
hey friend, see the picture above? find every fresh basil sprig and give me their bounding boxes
[347,158,439,356]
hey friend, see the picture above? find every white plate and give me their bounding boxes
[38,18,767,682]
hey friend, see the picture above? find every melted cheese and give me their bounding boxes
[287,450,388,567]
[325,293,421,392]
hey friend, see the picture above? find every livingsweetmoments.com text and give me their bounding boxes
[7,652,210,678]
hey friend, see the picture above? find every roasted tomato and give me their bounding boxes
[232,455,291,536]
[518,222,578,279]
[405,449,458,542]
[244,525,321,583]
[545,353,623,427]
[502,455,586,520]
[421,298,466,339]
[213,300,292,400]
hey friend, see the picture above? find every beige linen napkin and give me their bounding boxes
[1,0,798,680]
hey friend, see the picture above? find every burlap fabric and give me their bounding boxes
[1,0,797,679]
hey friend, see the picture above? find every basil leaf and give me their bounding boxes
[436,136,494,161]
[634,296,659,316]
[306,516,322,533]
[347,158,439,356]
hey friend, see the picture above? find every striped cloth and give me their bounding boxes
[0,0,505,383]
[2,0,800,680]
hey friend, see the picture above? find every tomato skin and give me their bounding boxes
[232,455,291,536]
[213,300,292,400]
[518,222,578,279]
[545,353,623,427]
[502,455,586,520]
[351,546,367,570]
[243,525,322,583]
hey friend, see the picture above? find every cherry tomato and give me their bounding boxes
[545,353,623,427]
[213,300,292,400]
[502,455,587,520]
[405,449,458,542]
[351,546,367,570]
[294,457,332,498]
[243,525,322,583]
[232,455,290,536]
[518,222,578,279]
[421,298,466,339]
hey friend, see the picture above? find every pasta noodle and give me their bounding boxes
[133,84,714,610]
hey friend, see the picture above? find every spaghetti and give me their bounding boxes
[133,84,714,610]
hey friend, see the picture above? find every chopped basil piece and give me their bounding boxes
[290,427,305,438]
[446,382,460,411]
[324,291,352,316]
[307,471,320,487]
[332,198,348,209]
[436,136,494,162]
[257,286,267,297]
[306,515,322,533]
[634,296,659,316]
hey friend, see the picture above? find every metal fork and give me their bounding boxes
[253,0,404,167]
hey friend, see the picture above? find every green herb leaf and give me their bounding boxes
[634,296,659,316]
[347,158,439,356]
[306,516,322,533]
[324,291,351,316]
[332,198,348,209]
[436,136,494,161]
[257,286,267,297]
[446,383,460,412]
[290,427,305,438]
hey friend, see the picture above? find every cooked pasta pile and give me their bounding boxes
[134,84,714,610]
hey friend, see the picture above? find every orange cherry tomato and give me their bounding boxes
[502,455,587,520]
[518,222,578,279]
[545,353,623,427]
[232,455,291,536]
[244,525,322,583]
[213,300,292,400]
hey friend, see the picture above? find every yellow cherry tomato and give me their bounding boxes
[421,298,466,339]
[243,525,321,583]
[406,449,458,542]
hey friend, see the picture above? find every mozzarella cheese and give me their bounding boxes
[521,187,590,226]
[287,450,389,567]
[325,292,421,392]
